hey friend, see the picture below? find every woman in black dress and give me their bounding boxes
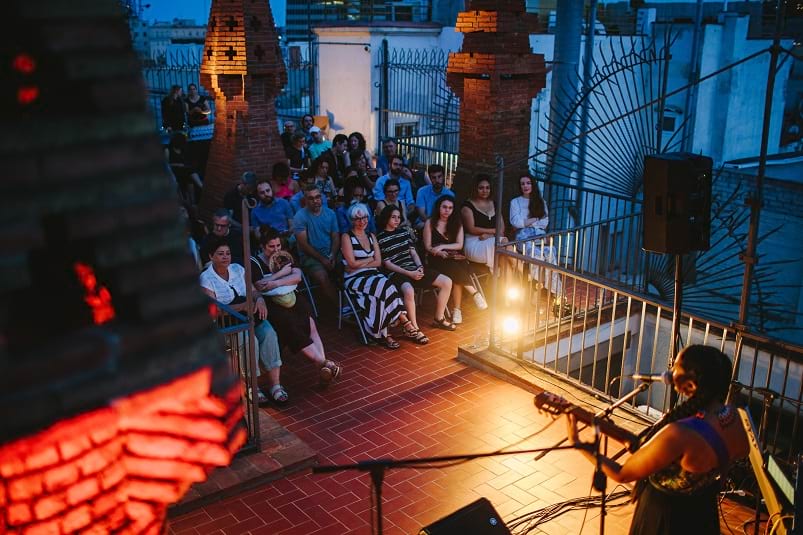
[566,345,749,535]
[422,196,487,325]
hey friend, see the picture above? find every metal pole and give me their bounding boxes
[670,254,683,364]
[575,0,598,227]
[379,39,390,147]
[681,0,705,152]
[655,31,672,153]
[489,155,504,351]
[737,0,783,329]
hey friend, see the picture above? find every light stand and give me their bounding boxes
[591,382,650,535]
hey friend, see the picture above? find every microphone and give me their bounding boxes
[629,370,673,384]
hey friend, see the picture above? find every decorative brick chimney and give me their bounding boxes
[447,0,546,200]
[198,0,287,219]
[1,2,244,532]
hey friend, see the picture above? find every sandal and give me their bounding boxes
[319,359,343,386]
[269,384,289,404]
[432,317,457,331]
[374,335,400,350]
[403,326,429,345]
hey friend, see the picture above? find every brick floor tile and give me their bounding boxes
[168,310,753,535]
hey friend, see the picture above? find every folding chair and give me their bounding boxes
[298,270,319,318]
[337,284,370,345]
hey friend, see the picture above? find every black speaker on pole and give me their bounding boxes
[642,152,713,254]
[418,498,511,535]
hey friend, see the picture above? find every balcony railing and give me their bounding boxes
[489,244,802,464]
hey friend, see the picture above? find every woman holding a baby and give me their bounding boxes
[250,227,342,401]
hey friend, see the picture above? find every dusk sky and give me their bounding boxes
[143,0,286,27]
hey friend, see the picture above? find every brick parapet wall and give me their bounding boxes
[198,0,288,219]
[447,0,545,201]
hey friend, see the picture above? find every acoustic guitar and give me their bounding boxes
[534,391,641,452]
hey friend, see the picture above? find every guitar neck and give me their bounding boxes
[535,392,641,451]
[568,405,639,449]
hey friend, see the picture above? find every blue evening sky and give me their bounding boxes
[143,1,285,26]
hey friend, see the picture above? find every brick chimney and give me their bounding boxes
[1,2,244,532]
[447,0,546,201]
[198,0,287,219]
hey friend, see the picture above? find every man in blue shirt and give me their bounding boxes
[415,164,454,221]
[307,126,332,160]
[250,181,294,237]
[373,155,414,206]
[293,185,340,305]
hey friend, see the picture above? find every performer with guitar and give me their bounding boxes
[563,345,749,534]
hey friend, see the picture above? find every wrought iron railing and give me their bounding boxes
[504,212,646,292]
[213,300,261,454]
[489,246,803,464]
[395,132,460,181]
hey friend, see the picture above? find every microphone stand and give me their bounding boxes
[592,382,650,535]
[313,444,591,535]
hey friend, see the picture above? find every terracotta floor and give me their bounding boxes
[167,299,755,535]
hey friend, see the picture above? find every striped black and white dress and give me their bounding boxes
[343,231,405,339]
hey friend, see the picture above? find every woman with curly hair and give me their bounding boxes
[566,345,748,534]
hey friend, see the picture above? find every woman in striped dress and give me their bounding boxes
[341,203,420,349]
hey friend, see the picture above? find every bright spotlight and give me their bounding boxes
[506,286,521,301]
[502,316,521,334]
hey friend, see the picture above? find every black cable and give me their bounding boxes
[506,488,632,535]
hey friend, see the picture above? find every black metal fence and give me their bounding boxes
[376,42,460,176]
[141,47,316,131]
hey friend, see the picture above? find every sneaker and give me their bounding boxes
[340,305,353,315]
[451,308,463,324]
[473,292,488,310]
[319,359,343,385]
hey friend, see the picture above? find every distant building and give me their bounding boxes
[125,13,206,63]
[285,0,433,41]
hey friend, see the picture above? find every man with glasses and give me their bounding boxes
[373,155,414,207]
[292,185,340,305]
[200,209,245,265]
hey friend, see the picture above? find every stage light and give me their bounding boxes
[506,286,521,301]
[502,316,520,335]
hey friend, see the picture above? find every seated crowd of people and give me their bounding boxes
[179,112,557,406]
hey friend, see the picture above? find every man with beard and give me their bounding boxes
[415,164,454,220]
[373,155,414,207]
[250,180,294,238]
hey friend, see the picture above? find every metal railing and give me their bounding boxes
[214,300,261,454]
[395,132,460,181]
[489,246,803,463]
[504,212,646,292]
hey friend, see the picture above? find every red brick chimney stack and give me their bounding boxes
[199,0,287,219]
[446,0,546,200]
